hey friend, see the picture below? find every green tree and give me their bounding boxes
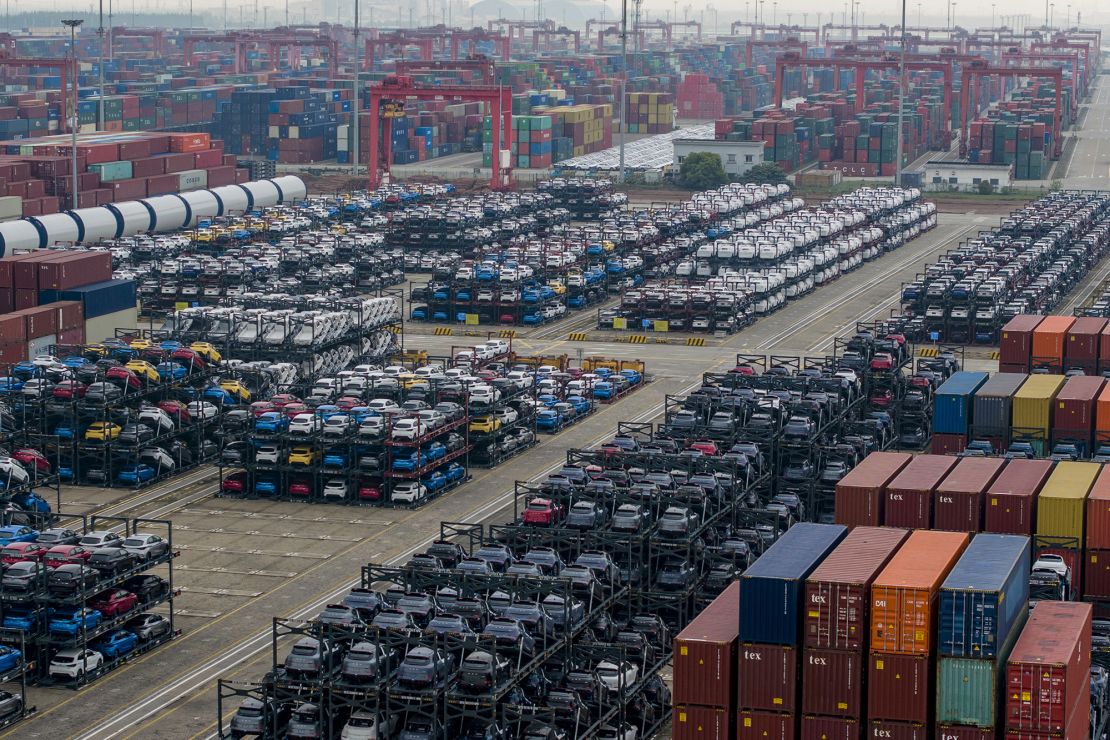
[739,162,788,186]
[977,179,994,195]
[678,152,728,190]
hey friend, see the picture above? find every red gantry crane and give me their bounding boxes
[532,27,582,54]
[448,29,510,61]
[260,33,339,76]
[183,32,247,73]
[107,27,167,57]
[729,22,821,42]
[747,37,807,68]
[0,53,76,132]
[958,61,1064,158]
[364,33,434,71]
[393,57,497,85]
[367,76,513,191]
[1001,48,1082,106]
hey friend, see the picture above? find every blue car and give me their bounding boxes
[432,311,449,322]
[58,464,75,482]
[445,463,465,484]
[11,361,39,380]
[455,289,471,301]
[433,288,450,301]
[117,465,155,484]
[422,471,447,492]
[10,492,50,514]
[536,394,558,408]
[91,630,138,659]
[522,313,542,326]
[0,645,21,674]
[592,382,614,400]
[424,442,446,462]
[62,356,92,370]
[3,607,37,632]
[0,526,37,546]
[323,449,348,468]
[567,295,586,308]
[392,452,424,472]
[619,369,642,385]
[536,410,564,430]
[0,377,24,396]
[49,607,102,635]
[410,307,427,320]
[314,405,341,420]
[54,424,78,440]
[156,362,188,380]
[565,395,591,414]
[255,412,289,434]
[158,341,182,353]
[203,387,235,405]
[255,477,277,496]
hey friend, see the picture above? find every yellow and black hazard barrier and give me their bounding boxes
[433,327,454,336]
[498,330,517,339]
[686,337,706,347]
[568,332,588,341]
[917,347,939,357]
[627,335,648,344]
[385,325,402,334]
[989,351,1000,360]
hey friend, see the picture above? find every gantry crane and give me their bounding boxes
[488,18,553,46]
[259,33,339,76]
[532,27,581,54]
[367,76,513,191]
[747,37,807,68]
[0,54,76,132]
[392,57,496,85]
[730,22,820,43]
[183,32,248,73]
[107,27,167,57]
[448,29,510,61]
[1001,48,1083,104]
[364,33,434,71]
[820,23,891,43]
[1031,40,1092,82]
[958,61,1064,158]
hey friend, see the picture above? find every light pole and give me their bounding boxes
[97,0,105,132]
[894,0,906,187]
[618,0,626,183]
[62,19,83,212]
[991,3,995,27]
[1049,2,1053,27]
[352,0,360,178]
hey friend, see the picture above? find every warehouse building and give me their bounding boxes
[923,160,1014,192]
[673,138,766,178]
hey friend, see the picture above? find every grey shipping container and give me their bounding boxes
[971,373,1028,436]
[937,534,1031,658]
[739,523,848,645]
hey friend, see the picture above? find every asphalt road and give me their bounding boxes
[1058,74,1110,188]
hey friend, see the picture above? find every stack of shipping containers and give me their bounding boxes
[1035,462,1099,597]
[1084,467,1110,598]
[970,373,1029,453]
[1052,375,1105,457]
[1011,374,1067,456]
[834,451,912,528]
[982,459,1052,536]
[672,581,739,740]
[1031,315,1077,373]
[931,371,990,454]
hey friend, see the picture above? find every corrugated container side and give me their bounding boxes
[804,527,910,651]
[1084,465,1110,550]
[737,643,797,712]
[971,373,1028,437]
[933,372,990,435]
[799,716,859,740]
[1004,601,1092,733]
[1011,374,1066,439]
[884,455,960,529]
[1035,461,1098,544]
[1097,382,1110,439]
[1083,549,1110,599]
[870,530,971,655]
[999,315,1043,369]
[740,523,847,645]
[935,725,996,739]
[674,581,739,708]
[933,457,1006,533]
[671,706,731,740]
[868,651,933,723]
[868,720,927,739]
[1031,315,1076,369]
[937,534,1031,658]
[835,452,912,528]
[984,459,1052,535]
[1003,702,1090,740]
[737,710,794,740]
[1051,376,1104,446]
[1064,316,1106,371]
[935,607,1026,728]
[801,647,863,717]
[930,433,968,456]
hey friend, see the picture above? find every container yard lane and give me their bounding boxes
[0,202,1000,740]
[1061,74,1110,188]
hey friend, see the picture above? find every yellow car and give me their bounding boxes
[190,342,222,363]
[398,373,425,390]
[548,281,566,295]
[287,446,319,466]
[194,230,215,243]
[219,379,251,402]
[125,360,161,383]
[602,240,616,252]
[85,422,121,442]
[469,416,502,434]
[83,343,110,358]
[129,339,152,351]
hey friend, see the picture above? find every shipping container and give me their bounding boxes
[971,373,1028,438]
[37,251,112,291]
[674,581,738,708]
[868,651,932,723]
[1083,549,1110,598]
[1011,375,1067,454]
[930,433,968,456]
[884,455,960,529]
[799,716,859,740]
[984,460,1052,536]
[804,526,909,651]
[1003,704,1089,740]
[737,643,797,712]
[737,710,794,740]
[1051,375,1105,451]
[39,278,136,320]
[935,725,996,739]
[870,530,971,655]
[933,457,1006,533]
[999,315,1044,370]
[934,372,989,435]
[801,647,864,717]
[740,523,847,645]
[937,534,1031,659]
[1035,461,1098,545]
[1086,465,1110,550]
[835,453,913,527]
[868,720,926,739]
[672,706,731,740]
[0,313,24,343]
[1030,316,1076,371]
[1004,602,1092,733]
[1063,316,1106,373]
[1096,382,1110,444]
[936,623,1024,730]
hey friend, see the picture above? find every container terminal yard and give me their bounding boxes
[0,6,1102,740]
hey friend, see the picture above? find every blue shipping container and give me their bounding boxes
[937,533,1031,658]
[739,523,847,645]
[39,278,137,319]
[934,371,990,435]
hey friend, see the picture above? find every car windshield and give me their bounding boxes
[122,538,147,547]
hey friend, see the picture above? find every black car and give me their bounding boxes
[340,641,397,684]
[481,616,537,655]
[458,650,510,694]
[424,540,465,568]
[1,561,44,592]
[117,423,155,446]
[229,697,290,739]
[473,544,514,572]
[396,593,435,628]
[123,574,170,603]
[87,548,137,577]
[47,564,101,594]
[317,603,365,629]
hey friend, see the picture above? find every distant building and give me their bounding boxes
[924,160,1013,192]
[672,139,765,178]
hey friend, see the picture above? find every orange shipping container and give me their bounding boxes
[1086,465,1110,550]
[869,530,970,656]
[167,132,211,153]
[1031,315,1076,370]
[1096,382,1110,439]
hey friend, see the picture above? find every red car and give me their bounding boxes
[157,400,192,424]
[105,366,142,390]
[688,440,719,456]
[249,401,276,418]
[170,348,207,371]
[288,477,313,497]
[729,364,756,375]
[11,448,50,474]
[869,353,894,371]
[336,396,362,411]
[476,370,499,382]
[221,472,249,493]
[885,333,907,346]
[52,380,88,400]
[43,545,93,568]
[870,389,894,408]
[357,479,382,501]
[88,588,138,617]
[283,402,310,420]
[0,542,49,565]
[269,394,301,409]
[522,498,563,526]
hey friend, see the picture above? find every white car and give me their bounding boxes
[1033,554,1072,582]
[322,415,355,437]
[597,660,639,695]
[0,459,29,486]
[494,407,519,425]
[367,399,401,415]
[485,339,510,355]
[506,371,534,389]
[391,482,427,504]
[49,648,104,680]
[186,401,220,420]
[255,445,281,464]
[289,413,323,435]
[416,410,445,430]
[468,385,499,404]
[138,407,176,433]
[121,533,169,561]
[342,712,397,740]
[323,479,349,500]
[472,345,496,361]
[78,531,124,549]
[391,417,425,441]
[359,417,385,438]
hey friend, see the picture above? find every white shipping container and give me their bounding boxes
[268,125,280,138]
[289,126,300,140]
[84,307,138,345]
[0,196,22,220]
[27,334,56,357]
[177,169,208,192]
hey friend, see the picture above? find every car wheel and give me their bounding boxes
[76,669,84,680]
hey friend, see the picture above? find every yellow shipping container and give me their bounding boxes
[1036,461,1098,543]
[1011,374,1066,435]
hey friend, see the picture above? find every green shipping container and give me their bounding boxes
[935,610,1026,728]
[89,161,133,182]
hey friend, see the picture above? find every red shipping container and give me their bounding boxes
[0,287,12,314]
[0,341,26,366]
[57,327,84,346]
[932,457,1006,533]
[1004,602,1091,733]
[835,452,913,527]
[1086,465,1110,549]
[12,253,50,290]
[76,143,120,165]
[111,178,148,201]
[1052,375,1104,434]
[738,643,796,712]
[145,173,179,197]
[929,433,967,456]
[38,252,113,291]
[672,706,731,740]
[0,253,43,289]
[1003,702,1088,740]
[161,152,195,174]
[737,711,794,740]
[118,139,153,160]
[1083,549,1110,599]
[999,315,1044,371]
[805,527,909,651]
[131,156,166,178]
[206,165,236,187]
[984,459,1051,535]
[0,313,24,343]
[674,581,739,709]
[24,304,58,338]
[935,726,994,740]
[13,289,35,310]
[1064,316,1106,372]
[802,648,864,717]
[869,721,927,739]
[54,299,83,331]
[884,455,960,529]
[868,652,932,724]
[1099,322,1110,374]
[800,716,859,740]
